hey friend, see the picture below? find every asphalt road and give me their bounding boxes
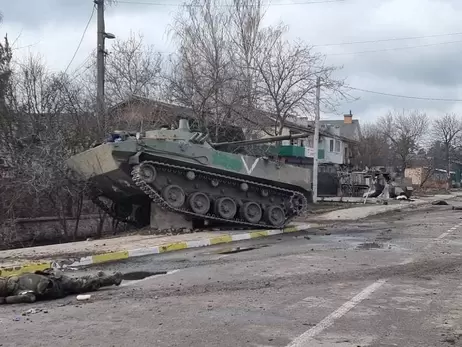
[2,201,462,347]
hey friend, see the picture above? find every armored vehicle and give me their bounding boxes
[67,119,313,229]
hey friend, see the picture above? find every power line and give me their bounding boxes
[314,31,462,47]
[116,0,346,6]
[64,5,96,74]
[350,87,462,102]
[70,52,95,77]
[69,61,96,83]
[326,39,462,56]
[11,42,41,51]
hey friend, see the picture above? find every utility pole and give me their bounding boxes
[95,0,115,134]
[96,0,105,122]
[312,76,321,204]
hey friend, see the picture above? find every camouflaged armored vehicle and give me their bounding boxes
[67,119,313,229]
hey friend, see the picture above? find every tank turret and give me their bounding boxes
[143,119,211,146]
[67,119,313,230]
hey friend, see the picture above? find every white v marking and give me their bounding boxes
[241,157,260,174]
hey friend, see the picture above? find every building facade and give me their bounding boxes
[273,113,360,172]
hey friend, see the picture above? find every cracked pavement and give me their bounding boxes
[2,201,462,347]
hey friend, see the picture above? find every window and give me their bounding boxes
[329,139,334,152]
[300,139,305,147]
[335,140,341,153]
[290,138,297,145]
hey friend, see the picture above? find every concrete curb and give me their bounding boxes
[0,224,314,277]
[3,193,461,277]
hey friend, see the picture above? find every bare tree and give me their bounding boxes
[355,122,390,168]
[167,0,346,140]
[379,109,429,170]
[432,113,462,188]
[255,32,345,135]
[0,54,96,244]
[227,0,266,111]
[166,0,236,141]
[105,33,163,104]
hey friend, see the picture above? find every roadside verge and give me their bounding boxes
[0,224,313,277]
[311,194,458,221]
[2,192,461,277]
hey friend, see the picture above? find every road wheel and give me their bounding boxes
[240,201,262,223]
[162,185,186,208]
[188,192,210,215]
[215,197,237,220]
[265,205,285,227]
[139,163,157,184]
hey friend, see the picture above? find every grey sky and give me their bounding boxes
[2,0,462,123]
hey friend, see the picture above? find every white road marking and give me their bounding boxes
[286,279,388,347]
[436,231,451,240]
[286,222,461,346]
[400,257,414,265]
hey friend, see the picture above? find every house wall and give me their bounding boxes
[405,167,424,185]
[405,167,451,188]
[322,137,344,164]
[242,126,350,165]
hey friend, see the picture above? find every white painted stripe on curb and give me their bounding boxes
[231,233,252,241]
[186,239,211,248]
[17,224,315,273]
[68,256,93,268]
[128,247,159,258]
[266,229,285,236]
[287,279,388,346]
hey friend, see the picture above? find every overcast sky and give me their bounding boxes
[2,0,462,123]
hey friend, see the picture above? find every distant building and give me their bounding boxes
[405,167,455,188]
[255,112,361,172]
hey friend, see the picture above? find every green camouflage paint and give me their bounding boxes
[211,151,242,172]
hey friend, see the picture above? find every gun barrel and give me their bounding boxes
[212,132,312,148]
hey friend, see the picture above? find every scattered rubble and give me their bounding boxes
[22,308,48,316]
[356,242,383,250]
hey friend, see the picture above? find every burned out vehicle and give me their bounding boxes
[67,120,313,229]
[361,169,414,199]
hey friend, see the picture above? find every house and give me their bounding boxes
[253,112,361,172]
